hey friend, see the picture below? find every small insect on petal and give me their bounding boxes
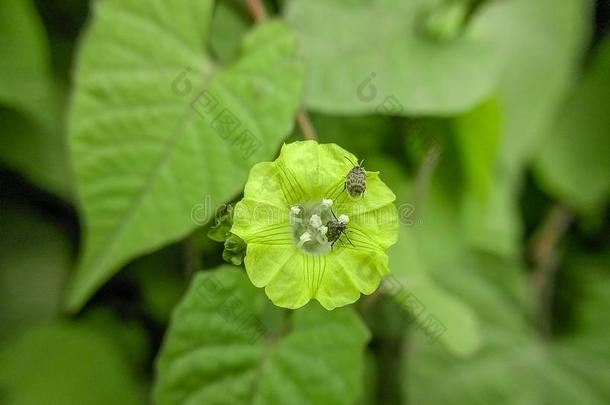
[345,157,367,198]
[338,214,349,224]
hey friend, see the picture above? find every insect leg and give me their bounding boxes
[344,232,355,247]
[330,208,339,221]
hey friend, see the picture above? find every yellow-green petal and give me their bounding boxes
[243,243,298,287]
[248,246,312,309]
[316,249,389,310]
[336,171,397,218]
[232,199,291,244]
[230,140,399,310]
[242,161,289,209]
[349,203,399,250]
[276,141,358,200]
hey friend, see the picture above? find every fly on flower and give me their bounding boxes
[325,209,353,248]
[230,141,398,310]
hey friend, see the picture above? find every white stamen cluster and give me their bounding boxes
[310,214,322,229]
[289,199,346,254]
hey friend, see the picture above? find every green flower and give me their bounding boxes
[231,141,398,310]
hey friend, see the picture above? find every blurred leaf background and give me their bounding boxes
[0,0,608,404]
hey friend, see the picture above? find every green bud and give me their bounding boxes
[207,204,234,242]
[222,233,247,266]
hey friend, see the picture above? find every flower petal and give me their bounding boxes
[349,203,399,250]
[242,161,288,209]
[244,243,298,287]
[248,246,313,309]
[334,172,397,218]
[276,141,358,201]
[232,199,292,245]
[314,249,389,310]
[232,140,399,311]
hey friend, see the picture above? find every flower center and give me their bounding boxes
[289,199,348,255]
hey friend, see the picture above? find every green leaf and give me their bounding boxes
[534,39,610,215]
[154,266,370,405]
[447,0,593,257]
[209,0,250,64]
[453,98,502,203]
[307,113,397,159]
[381,165,481,356]
[404,253,535,405]
[65,0,303,311]
[0,321,145,405]
[0,0,59,127]
[125,245,187,325]
[0,204,71,341]
[405,251,610,405]
[552,251,610,402]
[452,98,520,257]
[389,225,481,357]
[285,0,502,115]
[479,0,593,173]
[0,0,72,200]
[0,108,73,200]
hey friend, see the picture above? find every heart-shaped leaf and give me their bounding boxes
[154,266,370,405]
[65,0,303,310]
[285,0,502,115]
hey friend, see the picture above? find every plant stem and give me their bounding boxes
[246,0,266,22]
[530,204,572,338]
[296,110,318,140]
[245,0,318,141]
[413,142,442,216]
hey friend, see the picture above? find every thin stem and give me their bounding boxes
[413,143,442,216]
[246,0,266,22]
[296,110,318,140]
[244,0,318,141]
[530,204,572,338]
[183,232,203,277]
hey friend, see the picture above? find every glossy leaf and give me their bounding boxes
[535,39,610,215]
[285,0,502,115]
[0,204,71,340]
[0,0,72,199]
[154,266,370,405]
[65,0,303,310]
[0,320,145,405]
